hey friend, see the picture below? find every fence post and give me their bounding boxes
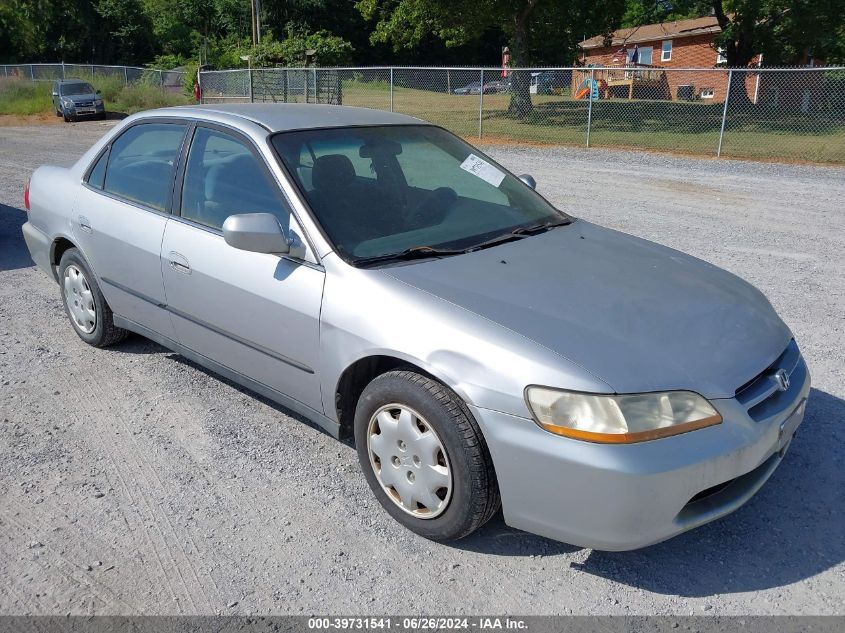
[313,68,318,103]
[478,68,484,139]
[586,68,595,147]
[284,69,289,103]
[61,61,65,79]
[305,69,309,104]
[29,64,34,80]
[248,67,254,102]
[389,68,394,112]
[197,68,203,104]
[717,69,733,157]
[122,66,128,85]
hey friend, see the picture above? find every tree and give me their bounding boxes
[96,0,156,64]
[357,0,624,116]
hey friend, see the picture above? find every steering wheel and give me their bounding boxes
[406,187,457,228]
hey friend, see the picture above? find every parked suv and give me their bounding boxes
[51,79,106,122]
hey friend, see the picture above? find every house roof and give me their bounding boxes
[580,16,722,50]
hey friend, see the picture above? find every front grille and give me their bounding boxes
[75,101,94,107]
[735,339,804,422]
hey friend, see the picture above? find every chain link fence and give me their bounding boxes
[200,65,845,163]
[1,63,186,89]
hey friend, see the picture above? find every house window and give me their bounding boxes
[661,40,672,61]
[628,46,653,65]
[716,47,727,65]
[700,87,715,99]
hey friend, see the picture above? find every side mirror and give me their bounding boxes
[222,213,290,255]
[518,174,537,189]
[51,91,59,97]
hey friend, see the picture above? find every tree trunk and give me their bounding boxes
[507,3,535,118]
[712,0,756,107]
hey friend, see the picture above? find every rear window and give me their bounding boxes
[103,123,187,212]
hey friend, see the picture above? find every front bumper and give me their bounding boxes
[64,103,105,117]
[472,354,810,551]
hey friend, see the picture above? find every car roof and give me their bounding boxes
[56,78,91,84]
[152,103,429,133]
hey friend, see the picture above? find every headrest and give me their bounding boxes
[312,154,355,191]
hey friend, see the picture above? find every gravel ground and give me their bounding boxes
[1,121,844,616]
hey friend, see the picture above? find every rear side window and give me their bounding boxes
[180,126,289,230]
[87,149,109,189]
[103,123,187,212]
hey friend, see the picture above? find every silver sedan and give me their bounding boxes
[21,104,810,550]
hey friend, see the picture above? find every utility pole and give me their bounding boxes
[250,0,262,46]
[255,0,262,45]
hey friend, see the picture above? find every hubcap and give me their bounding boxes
[366,404,452,519]
[63,264,96,334]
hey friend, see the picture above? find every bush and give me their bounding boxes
[183,61,199,97]
[109,83,191,113]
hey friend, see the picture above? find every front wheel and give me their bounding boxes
[354,370,500,541]
[58,248,128,347]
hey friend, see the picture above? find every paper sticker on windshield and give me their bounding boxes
[460,154,505,187]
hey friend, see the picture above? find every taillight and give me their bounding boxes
[24,178,31,211]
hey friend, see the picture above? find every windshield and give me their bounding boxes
[272,125,571,263]
[61,83,96,96]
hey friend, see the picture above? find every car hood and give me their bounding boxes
[65,93,99,102]
[383,220,792,399]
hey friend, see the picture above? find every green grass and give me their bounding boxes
[0,78,54,115]
[335,81,845,164]
[0,76,190,118]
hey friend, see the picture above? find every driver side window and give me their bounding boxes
[181,127,290,231]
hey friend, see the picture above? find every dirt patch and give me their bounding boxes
[0,113,64,126]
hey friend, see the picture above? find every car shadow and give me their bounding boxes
[0,203,35,272]
[166,353,330,436]
[460,387,845,597]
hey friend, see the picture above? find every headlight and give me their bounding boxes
[61,98,73,107]
[94,99,103,106]
[525,386,722,443]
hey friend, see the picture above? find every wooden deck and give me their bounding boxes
[595,64,667,99]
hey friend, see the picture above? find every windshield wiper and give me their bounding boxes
[354,245,464,268]
[512,218,571,235]
[466,219,571,252]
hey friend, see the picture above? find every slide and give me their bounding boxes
[574,79,603,100]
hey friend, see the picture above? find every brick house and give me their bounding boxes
[577,16,762,102]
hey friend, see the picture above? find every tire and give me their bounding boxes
[55,109,62,117]
[354,370,500,541]
[62,111,71,123]
[58,248,128,347]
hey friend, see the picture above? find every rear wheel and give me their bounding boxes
[354,370,500,541]
[58,248,127,347]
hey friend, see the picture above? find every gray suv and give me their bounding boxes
[51,79,106,122]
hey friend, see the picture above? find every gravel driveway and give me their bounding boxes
[1,121,843,616]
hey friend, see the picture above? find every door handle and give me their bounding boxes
[78,215,92,234]
[167,251,191,274]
